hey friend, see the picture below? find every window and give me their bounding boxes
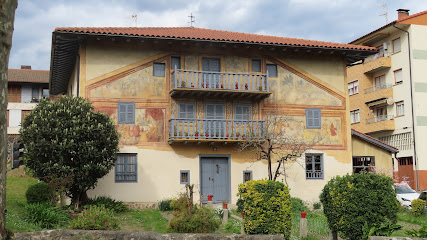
[153,63,165,77]
[306,154,323,179]
[180,170,190,184]
[374,75,385,88]
[118,102,135,124]
[353,156,375,174]
[350,109,360,124]
[348,80,359,96]
[392,38,401,53]
[42,89,49,99]
[252,59,261,72]
[394,69,403,84]
[266,64,278,77]
[396,101,404,116]
[115,154,137,182]
[234,104,251,121]
[306,108,321,129]
[178,102,195,119]
[171,57,181,70]
[243,171,252,183]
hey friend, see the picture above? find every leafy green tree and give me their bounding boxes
[20,96,119,209]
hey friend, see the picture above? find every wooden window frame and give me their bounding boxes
[234,104,251,121]
[178,102,196,119]
[118,102,135,124]
[305,154,324,180]
[394,69,403,85]
[115,153,138,183]
[396,101,404,117]
[251,59,262,73]
[180,170,190,184]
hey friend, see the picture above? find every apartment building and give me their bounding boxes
[347,9,427,190]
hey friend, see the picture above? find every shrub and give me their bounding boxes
[24,202,70,229]
[320,173,399,240]
[291,197,309,217]
[167,207,220,233]
[313,202,322,210]
[70,205,119,230]
[25,182,55,204]
[86,196,127,213]
[411,199,425,217]
[158,199,173,211]
[406,226,427,238]
[224,218,242,234]
[237,179,291,238]
[361,221,402,239]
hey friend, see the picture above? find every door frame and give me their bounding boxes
[199,154,231,203]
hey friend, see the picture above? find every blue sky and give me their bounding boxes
[9,0,427,70]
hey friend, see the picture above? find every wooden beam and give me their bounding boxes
[183,141,188,145]
[208,141,215,146]
[196,141,201,145]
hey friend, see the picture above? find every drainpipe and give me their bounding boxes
[392,23,419,190]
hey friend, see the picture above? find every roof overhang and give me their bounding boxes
[351,129,399,153]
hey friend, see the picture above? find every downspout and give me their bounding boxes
[392,23,419,190]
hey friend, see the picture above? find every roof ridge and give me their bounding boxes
[351,128,398,151]
[9,68,49,72]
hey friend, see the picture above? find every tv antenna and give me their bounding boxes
[131,13,138,27]
[379,1,388,24]
[188,13,195,27]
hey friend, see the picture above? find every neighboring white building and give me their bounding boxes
[348,9,427,190]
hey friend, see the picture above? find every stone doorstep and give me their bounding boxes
[13,230,285,240]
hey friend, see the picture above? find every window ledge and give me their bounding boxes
[395,115,405,118]
[351,122,360,125]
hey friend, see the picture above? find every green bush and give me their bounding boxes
[224,218,242,234]
[313,202,321,210]
[70,205,119,230]
[411,199,425,217]
[167,207,220,233]
[24,202,70,229]
[25,182,55,205]
[320,173,399,240]
[158,199,173,211]
[406,226,427,238]
[86,196,127,213]
[361,221,402,239]
[237,179,291,238]
[291,197,309,217]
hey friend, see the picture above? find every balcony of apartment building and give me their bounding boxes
[364,83,393,103]
[364,104,395,133]
[363,47,391,74]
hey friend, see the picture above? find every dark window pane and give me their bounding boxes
[252,59,261,72]
[153,63,165,77]
[266,64,278,77]
[171,57,181,69]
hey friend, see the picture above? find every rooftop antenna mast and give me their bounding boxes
[188,13,195,27]
[379,1,388,24]
[131,13,138,27]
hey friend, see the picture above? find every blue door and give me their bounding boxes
[200,157,230,203]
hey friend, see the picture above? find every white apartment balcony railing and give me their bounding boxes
[366,115,394,124]
[364,84,393,94]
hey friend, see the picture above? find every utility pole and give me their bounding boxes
[0,0,18,239]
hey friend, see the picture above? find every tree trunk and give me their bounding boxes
[0,0,18,238]
[71,191,88,210]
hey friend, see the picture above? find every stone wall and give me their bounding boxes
[368,237,426,240]
[13,230,285,240]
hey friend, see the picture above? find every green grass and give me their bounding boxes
[397,208,427,226]
[117,209,169,233]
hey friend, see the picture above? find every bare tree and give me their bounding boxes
[0,0,18,238]
[237,109,321,182]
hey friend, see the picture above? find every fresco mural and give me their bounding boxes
[225,56,248,73]
[94,106,165,144]
[184,56,198,71]
[267,67,342,107]
[89,67,166,100]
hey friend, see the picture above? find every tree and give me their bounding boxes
[237,109,321,182]
[0,0,18,238]
[20,96,119,209]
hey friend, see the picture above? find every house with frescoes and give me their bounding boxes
[48,26,377,206]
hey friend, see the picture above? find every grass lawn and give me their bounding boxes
[117,209,169,232]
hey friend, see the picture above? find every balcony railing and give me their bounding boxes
[366,115,394,124]
[172,67,269,92]
[169,118,265,141]
[364,84,393,94]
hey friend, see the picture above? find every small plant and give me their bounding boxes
[258,86,263,91]
[24,202,70,229]
[245,83,248,90]
[26,182,55,204]
[205,132,209,138]
[224,218,241,234]
[313,202,321,210]
[221,84,224,89]
[214,205,230,218]
[158,199,173,211]
[235,83,238,89]
[184,132,189,138]
[70,205,119,230]
[195,131,199,138]
[181,81,186,87]
[191,83,194,88]
[406,226,427,238]
[167,207,220,233]
[215,132,219,138]
[411,199,425,217]
[86,196,128,213]
[361,221,402,239]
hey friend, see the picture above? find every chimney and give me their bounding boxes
[21,65,31,70]
[397,9,410,20]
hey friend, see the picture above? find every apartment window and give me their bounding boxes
[178,102,195,119]
[266,64,278,77]
[306,154,323,179]
[118,102,135,124]
[153,63,165,77]
[374,75,386,88]
[234,104,251,121]
[243,171,252,183]
[396,101,404,116]
[394,69,403,84]
[353,156,375,174]
[348,80,359,95]
[115,154,137,182]
[171,57,181,70]
[180,170,190,184]
[350,109,360,124]
[306,108,321,129]
[252,59,261,72]
[392,38,401,53]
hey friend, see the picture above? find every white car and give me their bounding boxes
[395,184,420,208]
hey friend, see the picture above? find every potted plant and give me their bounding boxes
[195,131,199,138]
[245,83,248,90]
[216,132,220,138]
[205,132,209,138]
[174,131,178,137]
[258,86,263,91]
[181,81,186,88]
[235,83,239,89]
[301,212,307,218]
[191,83,194,88]
[221,84,224,89]
[216,83,219,89]
[236,133,240,139]
[222,201,228,209]
[207,194,213,201]
[184,132,189,139]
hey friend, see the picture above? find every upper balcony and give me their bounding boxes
[364,84,393,104]
[363,55,391,74]
[365,115,395,133]
[170,68,271,100]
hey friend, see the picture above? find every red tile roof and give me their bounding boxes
[8,69,49,83]
[55,27,375,51]
[351,128,399,152]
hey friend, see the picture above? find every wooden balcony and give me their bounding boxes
[168,118,265,144]
[170,68,271,100]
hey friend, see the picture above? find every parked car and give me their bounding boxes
[395,183,420,208]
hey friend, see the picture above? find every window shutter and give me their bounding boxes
[306,109,313,128]
[206,104,215,118]
[187,104,194,119]
[118,103,127,123]
[313,109,321,128]
[171,57,181,69]
[306,109,321,129]
[153,63,165,77]
[127,103,135,124]
[252,59,261,72]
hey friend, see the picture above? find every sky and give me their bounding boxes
[8,0,427,71]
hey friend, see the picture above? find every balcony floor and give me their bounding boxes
[168,138,263,145]
[170,88,271,100]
